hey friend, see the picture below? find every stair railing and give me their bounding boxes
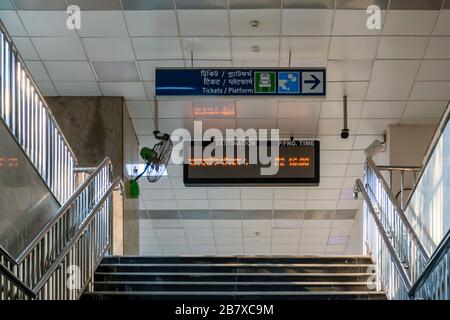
[0,20,76,204]
[0,158,123,300]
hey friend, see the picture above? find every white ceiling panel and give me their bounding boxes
[32,37,86,60]
[317,119,359,135]
[417,60,450,81]
[332,10,385,35]
[356,119,400,134]
[207,188,240,200]
[280,37,329,62]
[433,10,450,35]
[326,82,368,100]
[210,200,241,210]
[281,9,333,35]
[241,188,274,199]
[377,36,429,59]
[99,82,147,100]
[124,10,178,36]
[361,101,406,118]
[178,10,229,36]
[158,100,193,118]
[232,37,279,61]
[321,164,347,177]
[230,9,280,36]
[36,81,57,96]
[44,61,96,81]
[403,101,447,118]
[383,10,439,35]
[236,118,277,131]
[25,61,50,81]
[409,82,450,100]
[320,101,363,119]
[138,61,184,81]
[278,100,321,118]
[11,37,38,59]
[181,37,231,60]
[18,11,76,37]
[54,82,102,96]
[77,11,128,37]
[278,118,318,135]
[327,60,373,81]
[132,37,183,60]
[329,37,379,60]
[425,37,450,59]
[242,200,273,210]
[321,150,351,164]
[274,188,307,200]
[0,10,27,36]
[236,99,277,118]
[83,37,135,61]
[320,136,355,150]
[307,189,341,200]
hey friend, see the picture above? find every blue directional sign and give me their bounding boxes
[155,68,326,97]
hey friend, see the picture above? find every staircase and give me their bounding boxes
[82,256,386,300]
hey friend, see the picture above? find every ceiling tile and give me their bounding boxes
[306,200,337,210]
[307,189,341,200]
[282,9,333,35]
[44,61,95,81]
[349,150,365,164]
[232,37,279,61]
[242,200,273,210]
[321,164,347,177]
[236,118,276,131]
[53,82,101,96]
[409,81,450,100]
[400,118,441,125]
[32,82,59,96]
[143,81,155,99]
[207,188,240,199]
[0,11,27,36]
[77,11,128,37]
[24,61,50,81]
[193,99,235,118]
[93,61,141,81]
[230,9,280,36]
[241,188,274,199]
[174,188,208,200]
[18,11,76,37]
[417,60,450,81]
[138,60,184,81]
[274,189,307,200]
[83,37,135,61]
[12,37,38,60]
[388,0,444,10]
[284,0,335,9]
[433,10,450,35]
[182,37,231,60]
[133,37,183,59]
[321,150,351,164]
[332,10,385,35]
[327,60,373,81]
[124,10,178,36]
[236,99,277,118]
[209,200,241,210]
[176,0,228,9]
[403,101,447,118]
[158,100,193,118]
[67,0,122,10]
[425,37,450,59]
[356,118,400,134]
[0,0,14,9]
[278,118,318,135]
[383,10,439,35]
[31,37,86,60]
[280,37,329,62]
[178,10,229,36]
[367,60,421,100]
[122,0,174,10]
[335,0,389,9]
[99,82,147,100]
[230,0,281,9]
[278,100,321,118]
[233,60,279,67]
[329,37,379,59]
[317,118,358,135]
[13,0,66,10]
[361,101,406,118]
[320,101,363,119]
[326,82,368,100]
[352,135,384,149]
[320,136,355,151]
[318,177,344,188]
[346,164,364,176]
[377,36,429,59]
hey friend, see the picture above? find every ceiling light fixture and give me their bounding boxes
[251,45,260,53]
[250,20,260,28]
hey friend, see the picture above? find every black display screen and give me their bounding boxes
[183,140,320,186]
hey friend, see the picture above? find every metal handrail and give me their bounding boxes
[355,179,413,292]
[0,178,122,299]
[403,101,450,209]
[365,155,430,261]
[410,228,450,297]
[12,157,113,264]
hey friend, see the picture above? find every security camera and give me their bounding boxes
[341,128,350,139]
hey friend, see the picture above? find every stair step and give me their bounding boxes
[82,291,387,301]
[101,256,373,265]
[95,272,372,282]
[96,264,371,274]
[93,281,371,292]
